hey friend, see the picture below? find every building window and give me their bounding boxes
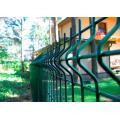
[96,22,106,36]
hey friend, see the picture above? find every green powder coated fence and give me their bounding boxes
[30,17,120,102]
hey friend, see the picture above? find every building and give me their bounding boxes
[31,17,120,79]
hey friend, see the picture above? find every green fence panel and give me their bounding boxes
[30,17,120,102]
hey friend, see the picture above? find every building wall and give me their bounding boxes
[54,17,120,40]
[96,17,120,62]
[57,17,120,39]
[51,17,119,77]
[97,43,109,73]
[76,17,90,39]
[60,40,109,76]
[58,17,91,39]
[61,21,71,38]
[96,18,120,62]
[109,41,120,66]
[96,17,119,36]
[58,22,71,39]
[58,27,62,38]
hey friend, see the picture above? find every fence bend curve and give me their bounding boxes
[30,17,120,102]
[96,17,120,86]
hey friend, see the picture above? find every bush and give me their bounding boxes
[0,61,21,71]
[24,62,29,71]
[13,61,21,71]
[0,61,29,72]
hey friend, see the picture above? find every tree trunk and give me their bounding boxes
[32,32,35,61]
[21,17,24,72]
[71,17,79,83]
[53,17,58,43]
[89,17,98,78]
[49,17,52,45]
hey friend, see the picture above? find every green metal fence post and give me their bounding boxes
[65,27,74,102]
[96,17,120,86]
[30,17,120,102]
[58,33,67,102]
[30,65,38,102]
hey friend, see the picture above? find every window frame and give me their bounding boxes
[98,22,107,35]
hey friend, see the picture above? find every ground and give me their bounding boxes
[101,95,120,102]
[4,83,32,102]
[0,70,32,102]
[0,69,120,102]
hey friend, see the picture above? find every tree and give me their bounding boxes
[27,22,36,60]
[71,17,79,83]
[53,17,62,43]
[0,17,22,61]
[0,47,9,62]
[89,17,98,78]
[2,17,21,43]
[43,17,62,43]
[27,18,49,60]
[53,17,58,42]
[1,17,28,72]
[49,17,52,45]
[21,17,24,72]
[43,17,52,44]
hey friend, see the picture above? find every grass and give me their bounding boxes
[1,69,120,102]
[57,78,120,102]
[0,70,31,102]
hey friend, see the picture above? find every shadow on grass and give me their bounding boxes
[0,71,31,102]
[14,71,30,80]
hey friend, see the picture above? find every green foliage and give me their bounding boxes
[1,61,30,71]
[0,44,21,71]
[0,61,21,71]
[13,61,21,71]
[24,62,30,71]
[0,60,30,72]
[42,17,62,23]
[0,17,23,64]
[0,48,9,61]
[27,18,49,51]
[1,17,22,44]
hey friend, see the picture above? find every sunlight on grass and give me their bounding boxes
[7,77,17,81]
[57,78,120,102]
[0,69,15,74]
[0,77,7,80]
[0,70,30,102]
[5,91,19,98]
